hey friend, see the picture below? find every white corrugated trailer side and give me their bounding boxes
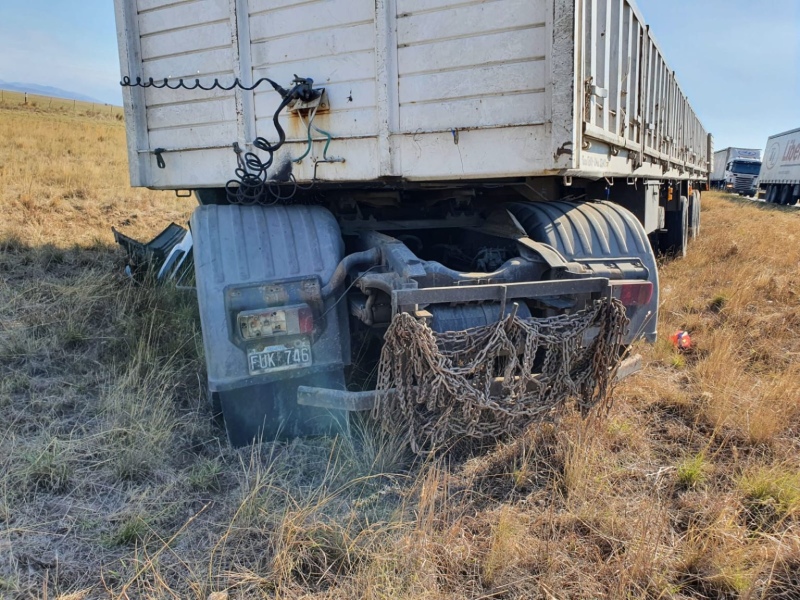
[759,128,800,205]
[114,0,710,189]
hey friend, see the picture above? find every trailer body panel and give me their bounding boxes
[114,0,710,188]
[759,128,800,185]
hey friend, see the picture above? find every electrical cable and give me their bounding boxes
[121,74,334,204]
[320,265,383,321]
[120,75,290,94]
[310,123,334,161]
[224,82,300,204]
[292,103,320,164]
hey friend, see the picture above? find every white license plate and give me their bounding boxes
[247,338,312,375]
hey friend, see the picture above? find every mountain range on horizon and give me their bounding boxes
[0,80,109,105]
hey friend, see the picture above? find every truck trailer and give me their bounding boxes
[759,128,800,205]
[711,147,762,196]
[114,0,711,446]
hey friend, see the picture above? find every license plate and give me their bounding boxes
[247,338,312,375]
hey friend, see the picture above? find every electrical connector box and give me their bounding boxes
[288,88,328,114]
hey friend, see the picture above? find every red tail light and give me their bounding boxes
[298,306,314,334]
[618,281,653,307]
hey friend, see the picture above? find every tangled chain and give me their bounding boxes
[374,298,629,453]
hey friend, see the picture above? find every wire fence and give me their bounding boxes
[0,88,124,118]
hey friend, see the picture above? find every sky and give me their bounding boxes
[636,0,799,150]
[0,0,797,151]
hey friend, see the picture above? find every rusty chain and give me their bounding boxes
[373,298,629,453]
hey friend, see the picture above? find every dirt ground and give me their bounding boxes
[1,99,799,599]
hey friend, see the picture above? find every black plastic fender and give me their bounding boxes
[506,200,659,344]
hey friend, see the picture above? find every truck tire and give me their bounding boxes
[194,188,227,205]
[661,196,688,258]
[780,184,792,205]
[218,370,348,446]
[506,200,659,344]
[767,185,780,204]
[688,190,701,240]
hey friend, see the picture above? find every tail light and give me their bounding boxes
[238,304,314,340]
[298,306,314,334]
[616,281,653,307]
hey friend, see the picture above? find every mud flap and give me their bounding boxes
[218,369,349,447]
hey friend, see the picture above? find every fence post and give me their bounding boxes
[24,92,28,105]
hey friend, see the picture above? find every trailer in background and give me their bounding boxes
[759,128,800,205]
[114,0,711,445]
[711,147,762,196]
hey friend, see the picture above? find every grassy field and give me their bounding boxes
[0,89,124,119]
[1,100,799,599]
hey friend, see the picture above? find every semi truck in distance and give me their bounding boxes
[758,128,800,205]
[114,0,711,445]
[711,147,762,196]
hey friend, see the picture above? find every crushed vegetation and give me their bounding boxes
[1,101,799,599]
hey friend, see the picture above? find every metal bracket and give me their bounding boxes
[153,148,166,169]
[288,87,328,113]
[392,278,610,316]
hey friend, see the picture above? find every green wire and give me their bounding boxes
[292,106,334,163]
[292,113,314,163]
[310,123,333,160]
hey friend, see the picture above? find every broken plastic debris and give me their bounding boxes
[670,330,692,350]
[112,222,192,282]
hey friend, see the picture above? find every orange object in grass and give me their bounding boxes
[670,330,692,350]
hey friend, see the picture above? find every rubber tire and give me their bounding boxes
[194,188,227,205]
[218,370,349,447]
[688,190,701,240]
[661,196,689,258]
[779,184,792,206]
[210,391,223,418]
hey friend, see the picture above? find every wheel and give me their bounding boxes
[218,370,349,447]
[688,190,701,240]
[210,391,223,418]
[765,185,776,203]
[779,185,792,205]
[194,188,227,205]
[661,196,688,258]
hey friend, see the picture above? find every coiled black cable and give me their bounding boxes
[121,75,320,205]
[120,75,290,95]
[225,85,296,205]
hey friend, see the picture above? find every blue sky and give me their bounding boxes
[636,0,799,151]
[0,0,797,151]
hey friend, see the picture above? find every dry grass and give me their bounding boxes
[0,96,192,247]
[1,99,800,599]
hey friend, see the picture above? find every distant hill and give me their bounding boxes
[0,80,107,105]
